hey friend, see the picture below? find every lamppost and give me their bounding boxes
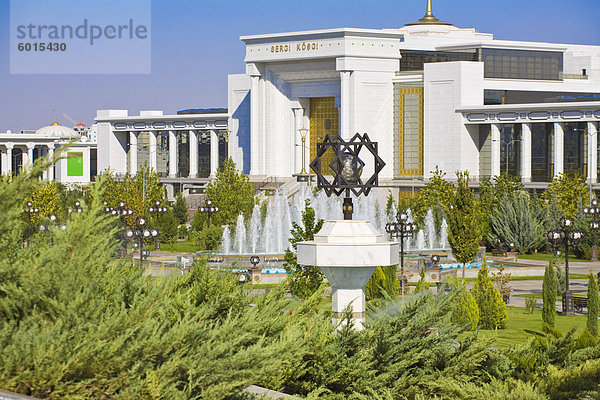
[299,127,308,174]
[149,200,168,250]
[584,199,600,261]
[199,199,218,227]
[23,201,39,245]
[67,201,82,215]
[385,212,417,295]
[39,214,67,243]
[249,255,260,283]
[548,216,584,315]
[126,217,158,264]
[503,138,523,174]
[24,201,39,224]
[103,201,133,257]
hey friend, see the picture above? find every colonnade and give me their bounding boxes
[0,142,55,179]
[127,129,222,178]
[488,121,598,183]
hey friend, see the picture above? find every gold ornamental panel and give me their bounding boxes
[397,88,423,176]
[309,97,339,176]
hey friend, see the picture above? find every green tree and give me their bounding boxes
[172,192,189,225]
[192,225,224,251]
[283,199,324,299]
[366,265,400,300]
[471,264,508,329]
[587,272,599,336]
[411,166,454,223]
[479,172,524,239]
[414,265,430,293]
[25,182,63,224]
[542,261,558,331]
[448,171,482,280]
[450,282,479,330]
[366,267,386,300]
[489,193,544,253]
[542,172,589,218]
[205,158,255,226]
[160,209,179,248]
[95,167,164,228]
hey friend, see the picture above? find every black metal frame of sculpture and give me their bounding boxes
[309,133,385,220]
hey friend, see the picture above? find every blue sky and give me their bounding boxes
[1,0,599,131]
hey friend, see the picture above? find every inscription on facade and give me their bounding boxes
[270,41,320,53]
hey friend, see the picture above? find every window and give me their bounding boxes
[482,48,563,80]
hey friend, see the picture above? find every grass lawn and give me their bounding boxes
[486,252,590,263]
[478,306,587,348]
[159,240,199,254]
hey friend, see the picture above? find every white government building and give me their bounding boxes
[0,122,96,185]
[4,1,600,197]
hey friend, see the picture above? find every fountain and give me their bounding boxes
[221,226,231,255]
[233,214,246,254]
[416,230,426,250]
[424,209,436,250]
[440,219,448,249]
[217,188,450,255]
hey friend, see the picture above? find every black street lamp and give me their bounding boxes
[548,216,584,315]
[24,201,39,225]
[23,201,39,245]
[149,200,168,250]
[103,201,133,258]
[583,199,600,261]
[385,211,416,295]
[199,199,218,227]
[126,217,158,264]
[67,201,83,215]
[39,214,67,243]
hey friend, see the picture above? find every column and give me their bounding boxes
[293,107,304,174]
[521,123,532,182]
[210,129,219,177]
[26,143,35,168]
[168,130,177,177]
[129,131,138,175]
[5,143,14,175]
[250,74,260,175]
[491,124,501,177]
[189,129,198,178]
[148,130,157,171]
[0,147,4,175]
[588,121,598,184]
[339,71,351,139]
[47,143,54,180]
[6,144,13,176]
[553,122,564,177]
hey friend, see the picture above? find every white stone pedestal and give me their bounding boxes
[297,220,398,330]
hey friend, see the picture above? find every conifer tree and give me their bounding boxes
[471,264,508,329]
[172,192,189,224]
[542,260,558,331]
[448,171,482,280]
[451,282,479,331]
[414,265,430,293]
[283,199,324,299]
[587,271,599,336]
[205,157,255,226]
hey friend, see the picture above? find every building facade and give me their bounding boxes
[227,3,600,188]
[0,122,96,185]
[95,109,230,195]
